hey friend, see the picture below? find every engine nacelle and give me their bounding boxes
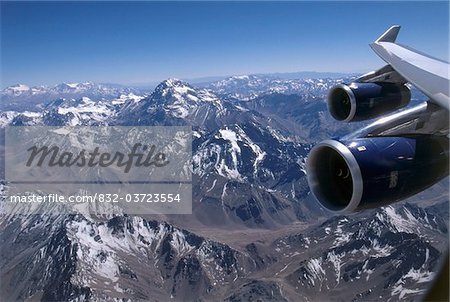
[328,82,411,122]
[306,135,449,213]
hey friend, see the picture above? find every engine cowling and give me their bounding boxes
[328,82,411,122]
[306,135,449,213]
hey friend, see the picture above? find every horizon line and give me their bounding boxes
[1,70,362,90]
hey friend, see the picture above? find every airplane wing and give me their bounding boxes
[306,26,449,214]
[370,25,450,110]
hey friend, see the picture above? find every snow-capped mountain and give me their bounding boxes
[115,79,227,126]
[1,97,113,127]
[0,196,256,301]
[43,97,115,126]
[277,203,448,301]
[2,83,32,96]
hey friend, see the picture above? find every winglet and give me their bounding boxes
[375,25,401,43]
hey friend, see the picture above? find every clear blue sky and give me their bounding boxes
[1,1,448,88]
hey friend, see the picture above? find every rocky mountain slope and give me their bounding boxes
[1,182,446,301]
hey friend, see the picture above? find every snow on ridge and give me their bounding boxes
[232,75,250,80]
[65,214,242,293]
[332,218,351,247]
[173,85,192,95]
[0,111,18,128]
[3,84,31,96]
[327,251,343,285]
[160,79,223,109]
[378,206,422,234]
[217,128,243,180]
[391,266,434,301]
[305,258,325,287]
[55,97,114,125]
[3,81,139,99]
[171,229,195,255]
[9,84,30,91]
[112,93,144,105]
[80,96,93,103]
[219,128,241,154]
[163,78,183,87]
[194,125,269,181]
[235,127,266,175]
[21,111,41,118]
[66,83,80,88]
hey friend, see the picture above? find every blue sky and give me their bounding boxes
[1,1,448,88]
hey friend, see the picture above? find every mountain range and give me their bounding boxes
[1,82,148,112]
[0,74,448,301]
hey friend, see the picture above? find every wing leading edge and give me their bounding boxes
[370,25,450,110]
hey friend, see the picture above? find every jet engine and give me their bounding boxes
[328,82,411,122]
[306,135,449,213]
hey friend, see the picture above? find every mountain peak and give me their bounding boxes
[229,75,256,80]
[57,82,95,90]
[153,78,195,98]
[4,83,30,92]
[156,78,190,90]
[9,83,29,88]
